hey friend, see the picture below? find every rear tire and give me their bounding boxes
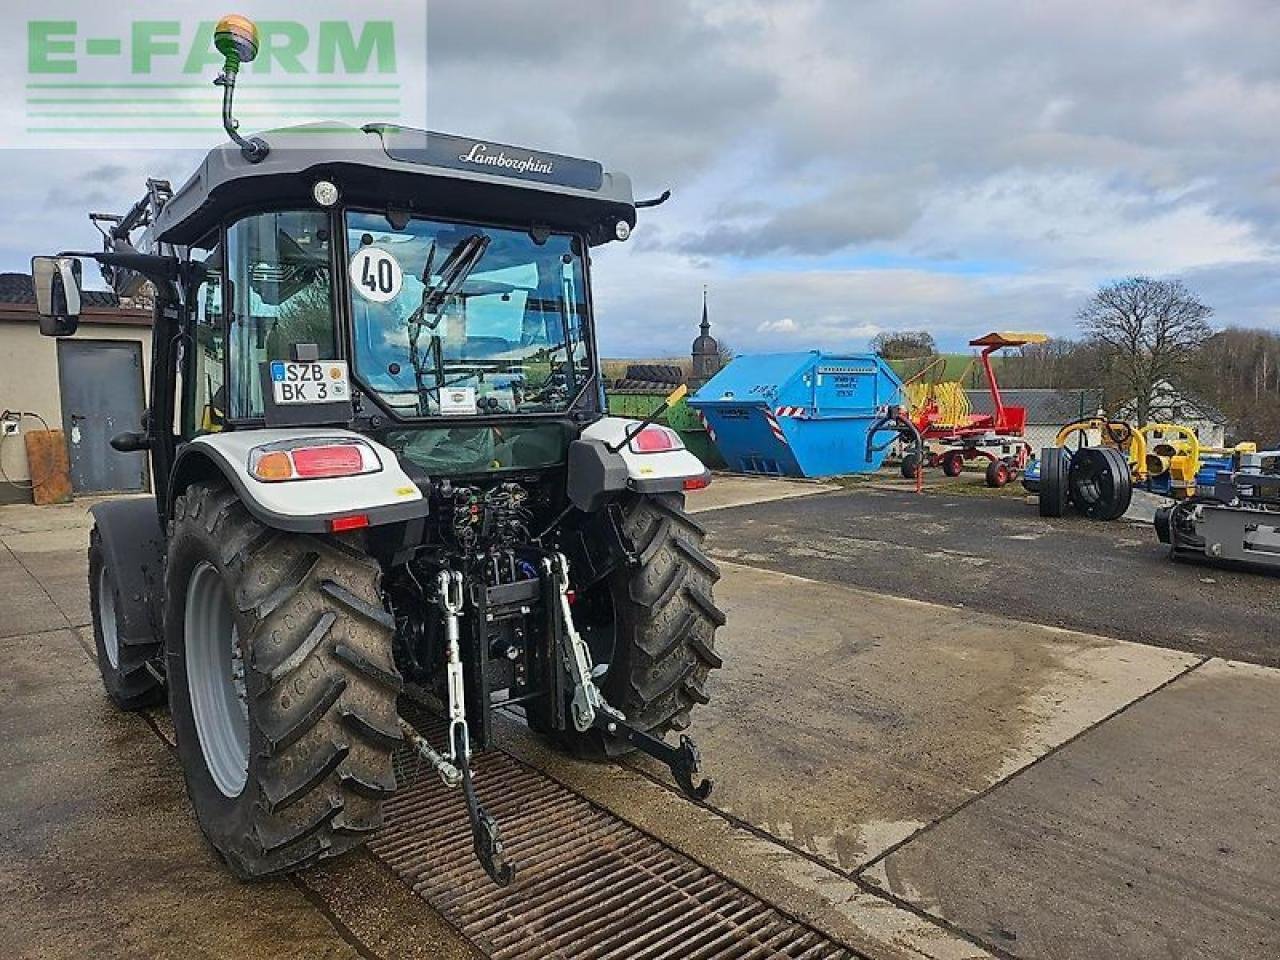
[165,482,402,878]
[88,526,164,710]
[557,492,724,759]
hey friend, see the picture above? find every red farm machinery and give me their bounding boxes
[901,331,1047,487]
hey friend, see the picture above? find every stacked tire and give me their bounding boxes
[1037,446,1132,521]
[625,364,684,385]
[1038,447,1069,517]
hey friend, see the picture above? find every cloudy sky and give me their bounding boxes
[3,1,1278,356]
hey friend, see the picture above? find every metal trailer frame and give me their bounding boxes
[1156,452,1280,572]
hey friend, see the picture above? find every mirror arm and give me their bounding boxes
[58,250,181,283]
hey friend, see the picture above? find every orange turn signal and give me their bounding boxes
[252,450,294,481]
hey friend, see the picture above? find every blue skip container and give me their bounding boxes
[687,351,905,477]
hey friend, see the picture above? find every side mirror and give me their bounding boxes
[31,256,82,337]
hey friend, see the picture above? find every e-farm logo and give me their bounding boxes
[17,6,425,148]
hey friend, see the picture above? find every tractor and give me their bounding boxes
[30,16,723,886]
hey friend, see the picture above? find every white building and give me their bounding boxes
[1115,379,1227,448]
[0,273,153,504]
[965,388,1104,451]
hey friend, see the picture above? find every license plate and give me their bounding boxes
[269,360,351,405]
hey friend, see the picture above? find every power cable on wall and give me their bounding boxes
[0,410,54,490]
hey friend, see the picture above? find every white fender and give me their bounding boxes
[580,417,710,492]
[183,429,427,532]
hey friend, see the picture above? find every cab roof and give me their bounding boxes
[153,123,636,247]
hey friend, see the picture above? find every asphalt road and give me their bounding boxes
[699,483,1280,666]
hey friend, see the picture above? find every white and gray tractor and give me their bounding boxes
[31,16,722,886]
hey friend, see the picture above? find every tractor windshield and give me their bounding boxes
[346,212,592,420]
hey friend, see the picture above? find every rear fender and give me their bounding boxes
[88,498,166,648]
[580,417,710,494]
[169,429,429,534]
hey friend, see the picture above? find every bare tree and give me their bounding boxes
[1077,277,1213,424]
[870,330,937,359]
[716,338,736,366]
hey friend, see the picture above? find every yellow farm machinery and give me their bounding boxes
[1026,416,1257,520]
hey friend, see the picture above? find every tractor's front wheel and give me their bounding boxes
[88,526,164,710]
[164,482,402,878]
[556,492,725,759]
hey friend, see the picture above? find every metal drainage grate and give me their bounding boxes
[372,714,859,960]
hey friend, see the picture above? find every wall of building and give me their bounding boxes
[0,319,153,500]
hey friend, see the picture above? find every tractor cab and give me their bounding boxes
[165,122,639,480]
[40,118,642,487]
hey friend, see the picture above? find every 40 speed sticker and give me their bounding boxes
[350,247,404,304]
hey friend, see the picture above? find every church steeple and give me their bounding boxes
[690,285,721,390]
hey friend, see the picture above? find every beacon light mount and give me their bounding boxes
[213,14,271,164]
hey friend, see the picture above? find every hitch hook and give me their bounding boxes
[596,709,713,802]
[433,568,515,886]
[453,723,514,886]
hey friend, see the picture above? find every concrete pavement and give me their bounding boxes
[867,658,1280,959]
[701,483,1280,665]
[2,482,1278,960]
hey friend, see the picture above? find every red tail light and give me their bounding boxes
[291,444,365,478]
[683,475,711,491]
[248,439,380,482]
[628,425,683,453]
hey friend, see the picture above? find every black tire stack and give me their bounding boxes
[1037,446,1132,521]
[1038,447,1070,517]
[625,363,684,385]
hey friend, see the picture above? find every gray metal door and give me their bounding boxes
[57,340,149,493]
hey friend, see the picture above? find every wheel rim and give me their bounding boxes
[98,566,120,670]
[185,561,249,798]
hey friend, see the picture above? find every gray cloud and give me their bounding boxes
[677,176,925,256]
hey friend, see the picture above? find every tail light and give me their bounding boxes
[683,475,711,491]
[627,425,684,454]
[248,439,381,482]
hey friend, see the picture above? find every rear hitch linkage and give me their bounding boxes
[399,555,712,886]
[595,709,713,801]
[438,569,514,886]
[400,569,514,887]
[549,553,714,802]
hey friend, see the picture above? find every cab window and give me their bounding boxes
[183,250,226,438]
[225,210,337,419]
